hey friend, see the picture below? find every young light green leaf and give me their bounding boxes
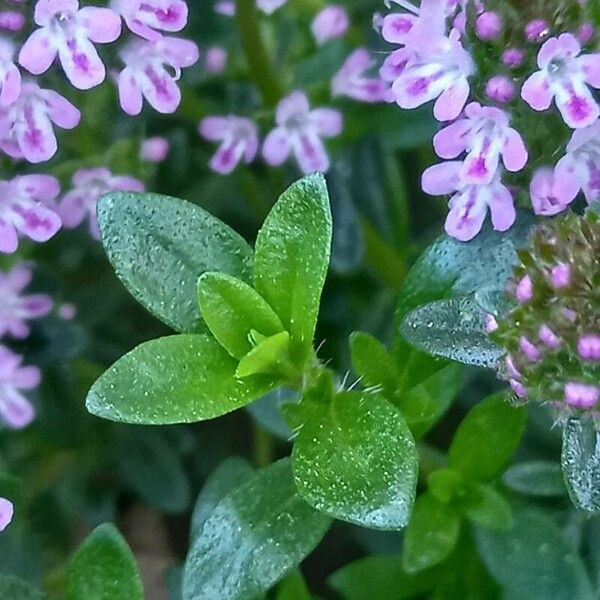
[197,272,284,359]
[401,295,504,368]
[461,483,512,531]
[448,393,526,482]
[86,334,276,424]
[502,461,566,497]
[235,331,291,378]
[98,192,253,333]
[402,493,460,573]
[292,391,418,529]
[183,459,331,600]
[561,417,600,512]
[0,576,45,600]
[65,523,143,600]
[190,457,255,541]
[254,175,332,359]
[328,556,437,600]
[475,508,594,600]
[275,571,312,600]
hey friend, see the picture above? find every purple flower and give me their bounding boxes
[331,48,388,103]
[510,378,528,399]
[257,0,287,15]
[516,274,533,303]
[215,1,235,16]
[118,36,199,115]
[0,263,52,338]
[551,263,571,289]
[0,345,39,429]
[433,102,528,185]
[0,12,25,33]
[485,314,498,333]
[524,19,549,43]
[0,36,21,105]
[506,354,521,379]
[140,136,170,162]
[57,168,144,239]
[19,0,122,90]
[519,335,541,362]
[0,174,62,253]
[578,335,600,361]
[381,0,450,47]
[312,5,348,46]
[552,121,600,205]
[0,497,13,532]
[111,0,188,41]
[529,167,569,216]
[501,48,524,69]
[539,324,561,349]
[205,46,227,74]
[199,115,259,175]
[475,11,502,41]
[485,75,515,104]
[565,381,599,409]
[422,162,516,241]
[521,33,600,129]
[262,91,342,174]
[0,81,81,163]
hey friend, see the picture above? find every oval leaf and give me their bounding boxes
[502,461,566,498]
[182,459,331,600]
[254,175,332,358]
[292,391,418,529]
[98,192,253,333]
[86,334,276,424]
[65,523,143,600]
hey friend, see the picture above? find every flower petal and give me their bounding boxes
[553,154,581,204]
[18,29,56,75]
[502,128,528,172]
[433,119,470,159]
[293,133,330,174]
[0,388,35,429]
[310,108,343,137]
[421,161,462,195]
[433,77,470,122]
[521,71,553,111]
[79,7,122,43]
[489,183,516,232]
[262,127,291,166]
[444,188,487,242]
[118,67,143,115]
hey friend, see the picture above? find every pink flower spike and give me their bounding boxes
[205,47,227,74]
[0,82,81,163]
[0,174,62,252]
[501,48,525,69]
[0,263,53,338]
[332,48,388,104]
[19,0,122,90]
[510,378,528,399]
[111,0,188,41]
[0,37,21,105]
[578,335,600,361]
[521,33,600,129]
[118,36,198,115]
[519,336,541,362]
[262,91,342,174]
[516,274,533,302]
[485,314,498,333]
[565,382,600,409]
[551,263,571,289]
[530,167,569,216]
[475,11,502,41]
[0,345,38,429]
[485,75,515,104]
[539,324,561,349]
[200,115,258,175]
[525,19,549,43]
[256,0,287,15]
[0,497,13,532]
[57,168,144,239]
[311,5,349,46]
[140,136,169,162]
[0,11,25,32]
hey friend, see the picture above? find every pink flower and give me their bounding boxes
[524,19,549,43]
[256,0,287,15]
[485,314,498,332]
[111,0,188,41]
[118,36,199,115]
[311,5,349,46]
[433,102,528,185]
[0,263,53,338]
[510,378,528,399]
[485,75,515,104]
[262,91,342,174]
[19,0,122,90]
[331,48,388,103]
[0,12,25,32]
[552,121,600,205]
[519,336,541,362]
[551,263,571,289]
[57,168,144,239]
[501,48,524,69]
[199,115,259,175]
[529,167,569,216]
[215,1,235,16]
[475,11,502,41]
[565,381,600,409]
[0,345,39,429]
[521,33,600,128]
[0,174,62,252]
[0,497,13,532]
[0,36,21,105]
[578,335,600,361]
[515,274,533,302]
[205,46,227,74]
[140,136,170,162]
[538,324,561,349]
[381,0,448,47]
[0,81,80,163]
[422,162,516,241]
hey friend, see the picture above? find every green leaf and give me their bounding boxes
[475,508,594,600]
[190,457,255,541]
[561,417,600,512]
[328,555,437,600]
[116,428,191,514]
[275,571,312,600]
[182,459,331,600]
[428,469,464,504]
[402,493,460,573]
[254,175,332,359]
[401,295,503,368]
[98,192,253,333]
[461,483,512,531]
[86,334,276,424]
[502,461,566,497]
[0,575,45,599]
[292,391,417,529]
[235,331,291,378]
[65,523,143,600]
[197,272,284,359]
[448,393,527,481]
[349,332,401,397]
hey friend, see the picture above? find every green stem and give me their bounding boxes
[236,0,282,108]
[253,425,275,468]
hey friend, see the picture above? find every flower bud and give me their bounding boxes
[140,137,170,163]
[476,11,502,41]
[205,47,227,74]
[311,5,349,46]
[578,335,600,361]
[501,48,525,69]
[0,11,24,31]
[525,19,549,42]
[551,263,570,289]
[516,274,533,302]
[485,75,515,103]
[565,382,600,408]
[539,325,561,349]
